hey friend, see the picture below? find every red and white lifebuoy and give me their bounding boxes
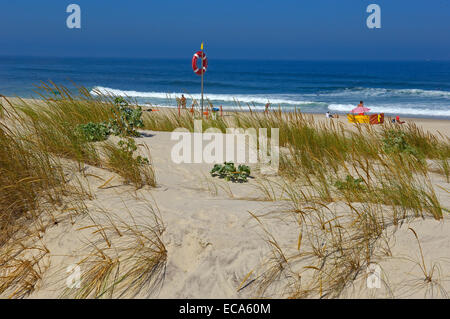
[192,51,208,76]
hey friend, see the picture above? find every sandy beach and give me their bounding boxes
[140,103,450,135]
[0,96,444,299]
[28,129,449,298]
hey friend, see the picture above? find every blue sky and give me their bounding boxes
[0,0,448,60]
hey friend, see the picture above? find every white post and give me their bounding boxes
[201,42,204,117]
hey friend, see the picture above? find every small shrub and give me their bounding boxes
[108,97,144,137]
[117,138,149,165]
[210,162,251,182]
[382,129,420,157]
[76,122,110,142]
[75,98,146,142]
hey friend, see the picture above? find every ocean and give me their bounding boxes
[0,56,449,118]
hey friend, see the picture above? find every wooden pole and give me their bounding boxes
[201,70,204,117]
[201,43,204,117]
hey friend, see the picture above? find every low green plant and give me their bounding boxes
[382,129,420,157]
[74,97,147,143]
[210,162,251,182]
[117,138,149,165]
[76,122,110,142]
[108,97,144,137]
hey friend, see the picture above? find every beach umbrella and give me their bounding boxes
[351,106,371,114]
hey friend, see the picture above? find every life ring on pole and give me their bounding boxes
[192,51,208,76]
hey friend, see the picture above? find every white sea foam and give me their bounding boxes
[91,86,450,117]
[394,88,450,98]
[91,86,316,105]
[316,87,450,98]
[326,104,355,111]
[92,86,450,103]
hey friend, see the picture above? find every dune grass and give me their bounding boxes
[2,83,156,187]
[143,107,229,133]
[236,113,448,298]
[102,138,156,188]
[0,84,158,297]
[140,105,449,297]
[145,108,448,217]
[61,203,167,299]
[0,118,68,245]
[143,108,446,297]
[0,101,76,297]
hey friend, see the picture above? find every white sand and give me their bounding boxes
[10,114,449,299]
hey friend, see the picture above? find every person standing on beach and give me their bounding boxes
[180,94,187,109]
[358,100,365,115]
[265,102,271,113]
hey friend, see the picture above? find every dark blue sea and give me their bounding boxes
[0,56,449,118]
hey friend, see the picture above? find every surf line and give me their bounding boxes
[179,303,214,316]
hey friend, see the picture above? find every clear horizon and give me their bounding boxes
[1,55,449,62]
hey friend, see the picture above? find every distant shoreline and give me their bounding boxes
[139,103,450,122]
[3,96,450,124]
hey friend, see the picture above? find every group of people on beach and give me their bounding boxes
[326,111,337,119]
[178,96,404,124]
[325,100,404,124]
[179,95,273,114]
[178,94,222,119]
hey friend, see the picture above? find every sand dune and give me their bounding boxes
[2,96,448,298]
[20,116,449,298]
